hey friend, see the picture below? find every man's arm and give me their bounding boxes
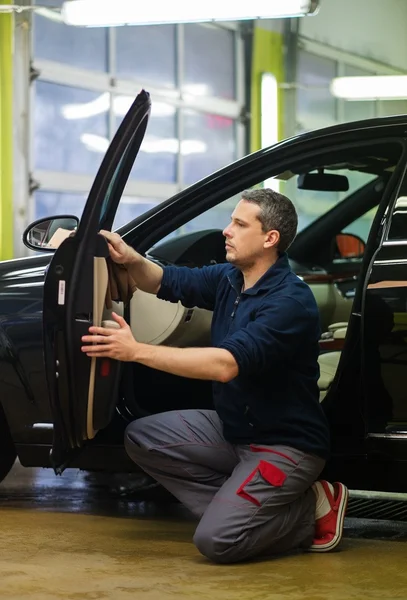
[81,313,239,382]
[132,344,238,383]
[100,230,163,294]
[100,230,226,311]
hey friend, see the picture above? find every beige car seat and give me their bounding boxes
[318,322,347,401]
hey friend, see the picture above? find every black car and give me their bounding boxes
[0,90,406,494]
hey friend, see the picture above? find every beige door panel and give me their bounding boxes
[86,259,123,441]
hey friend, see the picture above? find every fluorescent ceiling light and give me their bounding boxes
[63,93,110,119]
[331,76,407,101]
[81,132,206,155]
[261,73,279,149]
[261,72,280,192]
[142,137,207,155]
[182,84,210,97]
[61,0,319,27]
[62,93,175,119]
[81,133,109,153]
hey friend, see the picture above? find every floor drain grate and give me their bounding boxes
[347,496,407,522]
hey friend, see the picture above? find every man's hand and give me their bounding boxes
[99,230,140,265]
[81,312,138,361]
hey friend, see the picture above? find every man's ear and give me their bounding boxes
[264,229,280,249]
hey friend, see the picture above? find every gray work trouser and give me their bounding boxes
[124,409,325,564]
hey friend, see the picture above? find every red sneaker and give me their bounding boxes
[309,480,349,552]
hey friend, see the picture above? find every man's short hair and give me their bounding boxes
[241,188,298,252]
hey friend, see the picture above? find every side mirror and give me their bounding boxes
[335,233,365,259]
[23,215,79,252]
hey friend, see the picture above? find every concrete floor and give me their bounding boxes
[1,463,407,600]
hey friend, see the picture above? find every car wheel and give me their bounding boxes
[0,406,16,483]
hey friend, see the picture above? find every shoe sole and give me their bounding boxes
[309,483,349,552]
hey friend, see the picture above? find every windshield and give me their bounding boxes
[280,169,377,234]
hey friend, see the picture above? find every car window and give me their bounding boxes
[159,169,376,242]
[282,170,376,233]
[342,206,378,242]
[99,150,128,225]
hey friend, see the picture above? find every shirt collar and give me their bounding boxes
[227,253,291,295]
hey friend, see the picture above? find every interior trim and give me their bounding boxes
[86,257,109,440]
[303,271,360,284]
[382,240,407,246]
[368,433,407,439]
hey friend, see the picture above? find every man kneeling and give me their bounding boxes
[81,188,348,563]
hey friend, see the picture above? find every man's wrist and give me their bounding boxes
[125,250,143,267]
[131,339,148,363]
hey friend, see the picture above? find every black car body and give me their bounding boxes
[1,90,407,492]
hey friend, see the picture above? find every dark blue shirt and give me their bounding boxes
[157,253,330,459]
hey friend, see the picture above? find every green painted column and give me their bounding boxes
[250,26,284,153]
[0,1,14,259]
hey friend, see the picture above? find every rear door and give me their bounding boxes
[362,177,407,489]
[43,90,151,473]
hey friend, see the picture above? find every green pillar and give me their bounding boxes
[250,26,284,153]
[0,1,14,259]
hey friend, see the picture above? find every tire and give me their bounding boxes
[0,405,16,483]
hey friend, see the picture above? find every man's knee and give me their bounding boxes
[193,523,241,565]
[125,417,150,457]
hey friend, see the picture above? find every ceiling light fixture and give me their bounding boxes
[60,0,319,27]
[261,72,280,192]
[331,75,407,101]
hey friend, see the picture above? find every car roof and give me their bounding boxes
[288,114,407,144]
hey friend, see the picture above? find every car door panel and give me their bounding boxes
[362,188,407,484]
[364,242,407,458]
[43,90,151,472]
[86,255,109,440]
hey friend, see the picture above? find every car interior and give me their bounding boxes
[115,141,404,422]
[42,141,404,436]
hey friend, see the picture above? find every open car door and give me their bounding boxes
[43,90,151,473]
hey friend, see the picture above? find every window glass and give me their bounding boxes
[34,82,109,175]
[34,190,161,231]
[182,110,236,185]
[297,51,337,132]
[283,170,376,232]
[116,25,176,88]
[33,0,108,71]
[158,170,377,246]
[342,65,376,124]
[343,207,378,242]
[114,96,178,183]
[178,194,240,236]
[113,197,161,230]
[377,100,407,117]
[34,191,87,220]
[183,24,235,99]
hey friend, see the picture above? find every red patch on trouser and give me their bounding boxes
[236,460,287,507]
[250,445,299,465]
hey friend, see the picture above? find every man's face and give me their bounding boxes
[222,199,279,268]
